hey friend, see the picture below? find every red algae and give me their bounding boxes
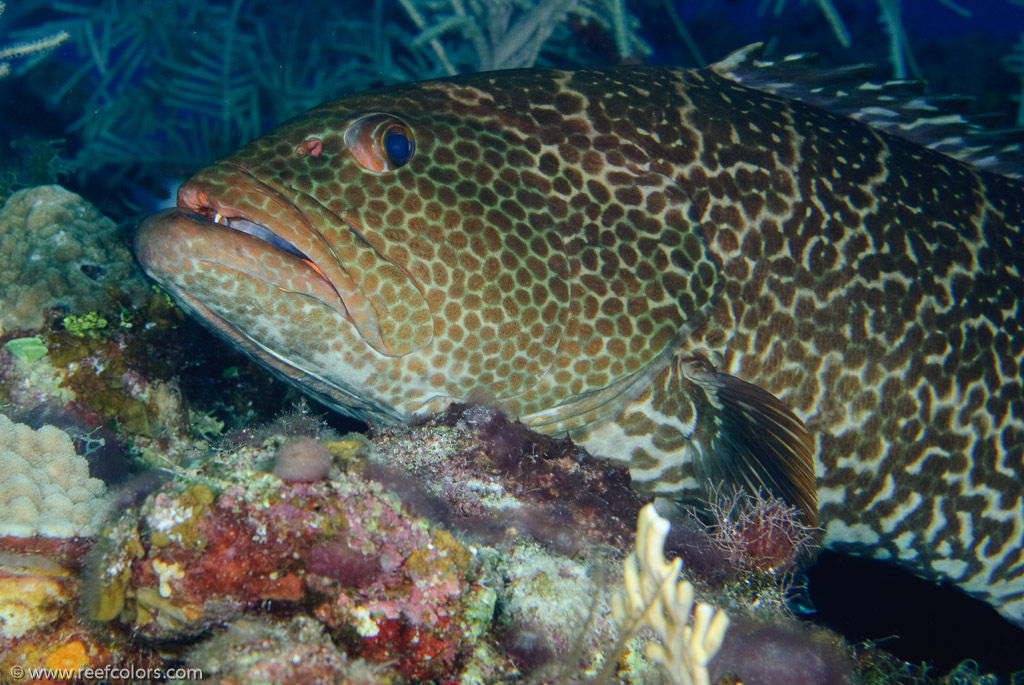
[361,616,461,681]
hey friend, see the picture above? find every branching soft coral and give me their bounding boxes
[0,1,69,79]
[397,0,649,74]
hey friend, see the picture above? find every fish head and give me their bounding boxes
[136,74,586,422]
[137,68,721,426]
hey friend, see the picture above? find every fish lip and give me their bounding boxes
[173,166,353,321]
[170,162,428,357]
[176,167,369,265]
[176,178,312,263]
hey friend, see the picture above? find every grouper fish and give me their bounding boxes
[135,46,1024,626]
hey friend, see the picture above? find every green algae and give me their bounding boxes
[3,336,47,364]
[62,311,109,338]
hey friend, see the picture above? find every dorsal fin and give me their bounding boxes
[710,43,1024,179]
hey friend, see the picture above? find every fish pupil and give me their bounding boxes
[382,127,413,166]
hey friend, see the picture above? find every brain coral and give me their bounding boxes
[0,414,108,537]
[0,185,149,333]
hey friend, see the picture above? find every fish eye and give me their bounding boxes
[344,114,415,172]
[382,126,413,167]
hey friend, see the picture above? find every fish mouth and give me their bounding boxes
[137,161,430,358]
[135,203,404,422]
[174,172,393,353]
[176,173,333,284]
[195,207,310,262]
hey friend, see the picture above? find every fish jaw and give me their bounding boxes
[135,203,405,422]
[144,161,431,358]
[133,159,436,422]
[134,206,346,324]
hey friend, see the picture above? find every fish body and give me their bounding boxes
[136,52,1024,625]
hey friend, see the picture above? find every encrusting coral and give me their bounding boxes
[0,547,164,677]
[0,553,76,640]
[0,413,108,537]
[85,436,481,681]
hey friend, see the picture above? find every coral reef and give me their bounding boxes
[79,412,668,681]
[490,541,619,679]
[0,185,279,446]
[0,552,161,679]
[85,435,483,681]
[0,538,161,681]
[371,404,644,553]
[0,414,108,537]
[0,185,148,333]
[0,1,1021,679]
[41,412,667,683]
[186,617,393,684]
[0,553,77,641]
[0,400,972,683]
[0,318,192,444]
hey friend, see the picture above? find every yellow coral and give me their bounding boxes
[0,564,74,639]
[45,640,90,671]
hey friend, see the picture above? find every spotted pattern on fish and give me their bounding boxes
[136,58,1024,626]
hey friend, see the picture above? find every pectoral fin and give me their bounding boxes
[683,360,818,525]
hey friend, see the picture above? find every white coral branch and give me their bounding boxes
[610,504,729,685]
